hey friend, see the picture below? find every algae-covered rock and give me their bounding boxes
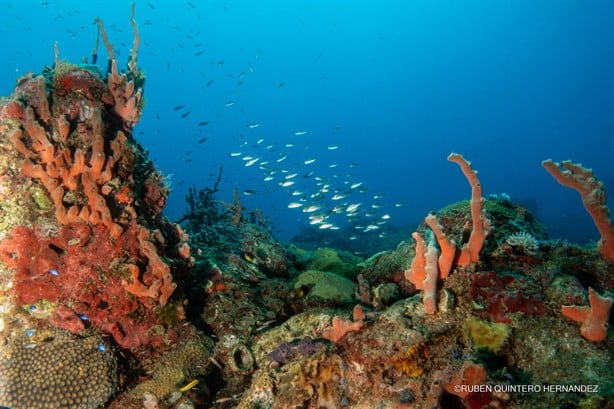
[294,270,355,306]
[293,247,362,279]
[252,310,334,367]
[129,334,215,401]
[464,315,510,353]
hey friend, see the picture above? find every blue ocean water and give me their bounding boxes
[1,0,612,245]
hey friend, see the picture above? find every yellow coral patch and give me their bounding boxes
[464,316,510,353]
[393,344,425,377]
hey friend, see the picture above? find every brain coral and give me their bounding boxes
[0,329,117,409]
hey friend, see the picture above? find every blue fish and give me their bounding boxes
[48,268,59,276]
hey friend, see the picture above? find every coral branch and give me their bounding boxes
[423,235,440,314]
[405,231,445,315]
[425,213,456,279]
[128,2,140,76]
[322,316,364,343]
[16,106,124,238]
[405,232,426,290]
[542,159,614,263]
[448,153,491,265]
[94,17,115,61]
[108,60,143,128]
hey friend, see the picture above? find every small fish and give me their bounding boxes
[319,223,334,229]
[304,158,316,165]
[48,268,59,276]
[205,80,214,87]
[309,215,326,224]
[229,152,242,157]
[346,203,361,213]
[194,50,205,56]
[243,189,256,195]
[248,63,255,73]
[97,344,107,352]
[179,379,199,392]
[279,180,294,187]
[371,204,383,209]
[214,397,234,404]
[244,158,259,167]
[327,145,339,150]
[248,122,260,129]
[173,104,185,111]
[284,143,295,148]
[197,137,209,144]
[284,173,298,179]
[181,110,191,119]
[278,81,285,88]
[294,130,308,136]
[288,202,303,209]
[381,214,391,220]
[302,205,321,213]
[25,329,36,337]
[24,343,37,349]
[332,193,347,201]
[79,315,89,321]
[350,182,363,189]
[197,121,210,127]
[209,356,223,370]
[255,319,277,332]
[263,176,274,182]
[256,138,265,144]
[224,101,235,107]
[276,155,287,163]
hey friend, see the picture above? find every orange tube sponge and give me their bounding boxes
[322,316,364,343]
[448,153,491,266]
[542,159,614,264]
[405,232,427,290]
[562,287,612,342]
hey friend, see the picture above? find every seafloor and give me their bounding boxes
[0,18,612,409]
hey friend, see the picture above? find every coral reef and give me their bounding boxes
[1,9,613,409]
[0,13,189,350]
